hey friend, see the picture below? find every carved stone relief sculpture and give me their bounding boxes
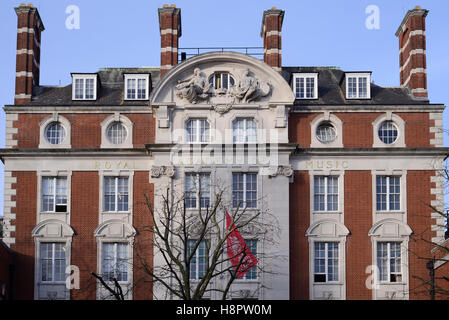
[175,68,212,103]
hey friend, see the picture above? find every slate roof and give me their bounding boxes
[11,65,429,107]
[282,66,428,106]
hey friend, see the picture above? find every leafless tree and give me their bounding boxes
[132,181,280,300]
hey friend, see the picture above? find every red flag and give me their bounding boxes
[225,211,258,278]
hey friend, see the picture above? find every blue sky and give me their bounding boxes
[0,0,448,215]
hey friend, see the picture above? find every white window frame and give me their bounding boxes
[37,171,72,218]
[313,176,339,212]
[41,176,68,213]
[232,118,258,144]
[232,173,258,209]
[209,72,235,90]
[292,73,318,99]
[124,74,150,100]
[39,242,67,283]
[100,242,129,283]
[184,173,211,210]
[185,118,211,144]
[375,176,401,212]
[71,74,97,100]
[313,241,340,283]
[376,241,403,284]
[345,72,371,99]
[102,176,130,213]
[187,239,208,281]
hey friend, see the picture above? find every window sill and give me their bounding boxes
[312,211,342,215]
[313,281,344,285]
[101,211,131,214]
[38,281,66,285]
[377,282,405,286]
[40,211,70,215]
[375,211,404,215]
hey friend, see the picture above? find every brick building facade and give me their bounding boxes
[0,4,448,300]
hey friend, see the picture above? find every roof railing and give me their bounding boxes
[178,47,264,63]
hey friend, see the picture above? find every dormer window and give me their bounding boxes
[124,74,149,100]
[208,72,235,90]
[345,72,371,99]
[72,74,97,100]
[292,73,318,99]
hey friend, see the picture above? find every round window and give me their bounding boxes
[378,121,398,144]
[45,122,66,145]
[106,122,127,145]
[316,122,337,143]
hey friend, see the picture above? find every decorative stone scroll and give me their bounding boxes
[151,165,175,178]
[268,165,293,178]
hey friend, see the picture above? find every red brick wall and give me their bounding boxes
[70,171,99,300]
[132,171,154,300]
[288,112,433,148]
[407,170,434,300]
[10,171,37,300]
[344,171,372,300]
[289,171,310,299]
[0,241,12,299]
[13,113,155,149]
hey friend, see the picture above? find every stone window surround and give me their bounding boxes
[372,112,406,148]
[98,170,134,216]
[306,220,349,300]
[100,113,134,149]
[36,170,72,218]
[371,169,407,216]
[39,114,72,149]
[310,112,343,148]
[309,170,345,215]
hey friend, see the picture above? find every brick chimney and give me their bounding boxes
[396,6,429,98]
[261,7,284,74]
[14,3,44,105]
[158,4,181,78]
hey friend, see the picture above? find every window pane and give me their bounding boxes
[117,177,129,211]
[42,177,55,212]
[106,122,127,145]
[246,120,257,143]
[75,78,84,99]
[327,243,339,281]
[348,77,357,98]
[377,243,388,282]
[243,240,257,280]
[199,119,210,143]
[313,177,325,211]
[232,173,244,208]
[85,78,94,99]
[102,243,115,281]
[358,77,367,98]
[245,174,257,208]
[378,121,398,144]
[306,77,315,98]
[316,122,336,143]
[389,177,400,210]
[199,174,210,208]
[295,77,305,99]
[376,176,387,211]
[104,177,116,211]
[314,242,326,281]
[185,174,197,209]
[127,79,136,99]
[137,79,146,99]
[45,122,66,145]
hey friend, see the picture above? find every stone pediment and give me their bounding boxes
[150,51,295,108]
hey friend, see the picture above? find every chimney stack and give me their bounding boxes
[396,6,429,98]
[14,3,44,105]
[158,4,181,78]
[261,7,284,74]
